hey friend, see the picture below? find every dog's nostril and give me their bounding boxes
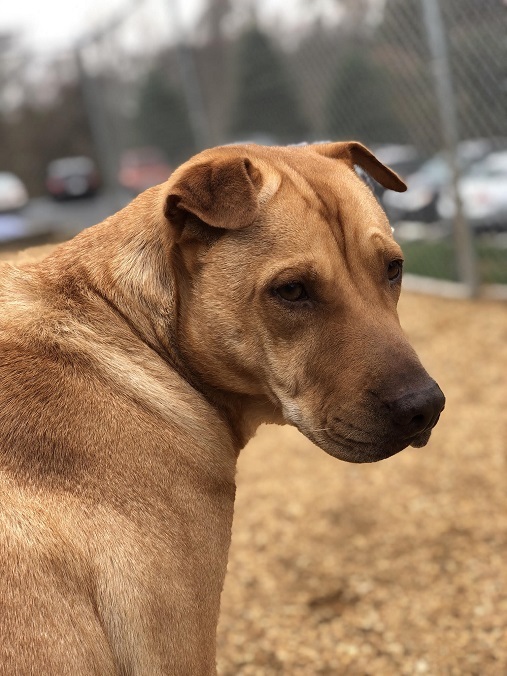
[391,405,431,432]
[411,413,426,429]
[386,382,445,435]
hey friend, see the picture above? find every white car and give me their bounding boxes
[382,139,496,224]
[437,151,507,231]
[0,172,29,212]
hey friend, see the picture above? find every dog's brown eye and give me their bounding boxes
[275,282,308,302]
[387,260,403,283]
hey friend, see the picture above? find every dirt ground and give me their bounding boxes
[217,293,507,675]
[3,244,506,674]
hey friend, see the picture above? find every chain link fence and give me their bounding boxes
[2,0,506,293]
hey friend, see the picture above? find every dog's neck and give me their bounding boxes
[38,189,281,453]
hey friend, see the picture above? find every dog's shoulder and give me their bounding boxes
[0,256,234,493]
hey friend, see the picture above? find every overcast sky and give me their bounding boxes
[1,0,201,53]
[1,0,342,55]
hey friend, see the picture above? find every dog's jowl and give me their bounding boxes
[0,142,444,674]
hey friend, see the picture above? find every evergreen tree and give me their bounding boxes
[229,26,309,143]
[137,70,194,163]
[3,82,94,196]
[326,46,404,144]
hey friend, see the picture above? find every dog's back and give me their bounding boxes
[0,261,127,672]
[0,253,236,674]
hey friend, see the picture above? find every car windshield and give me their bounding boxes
[465,153,507,178]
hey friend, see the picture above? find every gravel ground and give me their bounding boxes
[217,293,507,675]
[3,245,506,674]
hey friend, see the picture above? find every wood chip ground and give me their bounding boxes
[3,246,506,674]
[217,293,507,675]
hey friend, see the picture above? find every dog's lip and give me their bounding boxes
[409,427,433,448]
[305,428,404,464]
[323,430,374,449]
[306,425,436,463]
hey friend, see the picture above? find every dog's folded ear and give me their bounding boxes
[311,141,407,193]
[165,157,262,239]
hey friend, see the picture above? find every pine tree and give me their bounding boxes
[326,46,404,144]
[229,26,309,143]
[137,70,194,163]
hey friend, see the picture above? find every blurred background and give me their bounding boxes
[0,0,507,295]
[1,2,507,674]
[0,0,506,295]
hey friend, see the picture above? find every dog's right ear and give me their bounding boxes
[312,141,407,192]
[164,156,262,242]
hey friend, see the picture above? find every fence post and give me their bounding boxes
[166,0,212,151]
[420,0,479,297]
[75,47,123,210]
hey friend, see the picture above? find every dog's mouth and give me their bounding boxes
[297,424,435,464]
[274,392,439,464]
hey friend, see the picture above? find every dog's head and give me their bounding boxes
[163,142,445,462]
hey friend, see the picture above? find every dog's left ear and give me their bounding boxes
[165,156,262,239]
[311,141,407,192]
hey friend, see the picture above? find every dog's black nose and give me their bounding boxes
[386,381,445,436]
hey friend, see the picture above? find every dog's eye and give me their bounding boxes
[387,259,403,283]
[275,282,308,302]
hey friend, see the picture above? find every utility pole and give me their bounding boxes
[165,0,212,150]
[75,47,120,203]
[75,0,143,210]
[421,0,479,296]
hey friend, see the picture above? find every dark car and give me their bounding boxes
[46,156,100,200]
[350,144,422,202]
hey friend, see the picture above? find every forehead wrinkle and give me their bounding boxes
[276,160,352,281]
[279,162,334,224]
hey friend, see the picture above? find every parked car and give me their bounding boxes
[355,144,422,201]
[373,144,423,175]
[118,148,172,194]
[46,156,100,200]
[437,151,507,232]
[0,172,29,212]
[382,139,495,223]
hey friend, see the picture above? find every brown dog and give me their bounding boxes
[0,142,444,674]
